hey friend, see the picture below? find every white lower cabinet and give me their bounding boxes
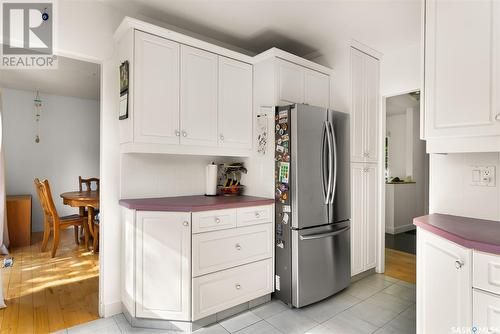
[474,289,500,333]
[416,228,472,334]
[351,163,378,276]
[135,211,191,320]
[122,204,274,323]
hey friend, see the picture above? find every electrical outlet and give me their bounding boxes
[471,166,496,187]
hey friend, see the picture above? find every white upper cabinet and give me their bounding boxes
[304,69,330,109]
[218,56,252,149]
[350,47,380,163]
[134,31,180,144]
[276,58,330,108]
[423,0,500,152]
[180,45,218,147]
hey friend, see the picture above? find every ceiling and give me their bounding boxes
[100,0,421,59]
[0,55,100,100]
[386,92,420,116]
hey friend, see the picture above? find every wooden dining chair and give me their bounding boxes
[34,178,84,257]
[78,176,100,236]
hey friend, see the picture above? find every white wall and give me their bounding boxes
[386,113,407,178]
[2,88,99,232]
[429,153,500,221]
[380,43,420,96]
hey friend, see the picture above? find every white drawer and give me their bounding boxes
[192,258,273,321]
[192,209,237,233]
[192,223,273,277]
[473,250,500,295]
[473,289,500,333]
[236,205,273,227]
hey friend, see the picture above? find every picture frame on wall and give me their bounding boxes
[119,61,129,120]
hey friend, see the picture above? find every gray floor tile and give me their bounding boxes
[234,321,282,334]
[196,323,231,334]
[345,300,399,327]
[251,300,289,320]
[67,318,120,334]
[384,312,416,334]
[359,275,395,289]
[114,314,172,333]
[51,330,68,334]
[266,309,318,334]
[393,280,416,289]
[400,304,416,321]
[382,284,416,303]
[373,326,400,334]
[344,280,387,300]
[296,291,361,323]
[219,311,261,333]
[365,292,412,313]
[303,324,337,334]
[322,312,378,334]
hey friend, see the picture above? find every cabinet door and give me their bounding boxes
[424,0,500,138]
[218,56,252,149]
[364,165,378,270]
[364,55,380,163]
[134,31,180,144]
[136,211,191,320]
[277,59,304,105]
[473,289,500,333]
[304,69,330,108]
[350,163,365,276]
[350,48,366,162]
[180,45,218,146]
[417,228,472,334]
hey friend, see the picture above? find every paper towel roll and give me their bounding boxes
[205,163,218,196]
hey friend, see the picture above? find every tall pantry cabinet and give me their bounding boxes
[350,47,380,276]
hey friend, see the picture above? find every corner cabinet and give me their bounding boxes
[422,0,500,152]
[416,228,472,334]
[351,163,378,275]
[350,47,380,163]
[117,28,253,156]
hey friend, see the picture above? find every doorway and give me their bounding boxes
[0,56,101,332]
[382,90,428,283]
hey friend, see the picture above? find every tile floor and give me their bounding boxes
[53,274,416,334]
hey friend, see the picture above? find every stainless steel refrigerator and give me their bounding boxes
[274,104,350,308]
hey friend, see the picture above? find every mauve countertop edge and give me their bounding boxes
[119,195,274,212]
[414,213,500,255]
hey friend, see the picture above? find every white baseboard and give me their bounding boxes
[385,224,416,235]
[101,301,122,317]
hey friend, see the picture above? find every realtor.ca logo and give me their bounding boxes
[1,1,57,69]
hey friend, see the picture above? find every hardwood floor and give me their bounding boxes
[0,229,99,333]
[385,248,416,284]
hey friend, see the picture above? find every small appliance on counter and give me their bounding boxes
[205,162,218,196]
[218,162,247,196]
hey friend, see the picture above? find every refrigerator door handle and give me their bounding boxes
[321,122,328,201]
[324,121,333,204]
[328,120,338,204]
[299,226,350,240]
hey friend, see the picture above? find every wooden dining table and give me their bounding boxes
[60,190,99,250]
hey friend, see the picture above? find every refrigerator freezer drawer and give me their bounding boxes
[292,222,351,307]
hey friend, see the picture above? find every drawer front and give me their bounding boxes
[192,223,273,277]
[192,209,237,233]
[236,205,273,227]
[474,251,500,295]
[473,289,500,333]
[192,258,273,321]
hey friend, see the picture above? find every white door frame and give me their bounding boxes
[376,87,421,274]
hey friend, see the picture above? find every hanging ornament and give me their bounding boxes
[34,91,42,143]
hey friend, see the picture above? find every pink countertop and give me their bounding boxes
[119,195,274,212]
[414,214,500,255]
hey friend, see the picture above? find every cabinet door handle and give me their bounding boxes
[235,284,241,290]
[455,260,464,269]
[495,114,500,122]
[182,131,187,137]
[215,217,221,224]
[175,130,180,137]
[220,134,224,141]
[235,243,242,251]
[183,221,189,227]
[254,212,261,218]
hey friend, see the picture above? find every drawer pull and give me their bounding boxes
[183,221,189,227]
[235,243,242,251]
[235,284,241,290]
[455,260,464,269]
[254,212,261,218]
[215,217,221,224]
